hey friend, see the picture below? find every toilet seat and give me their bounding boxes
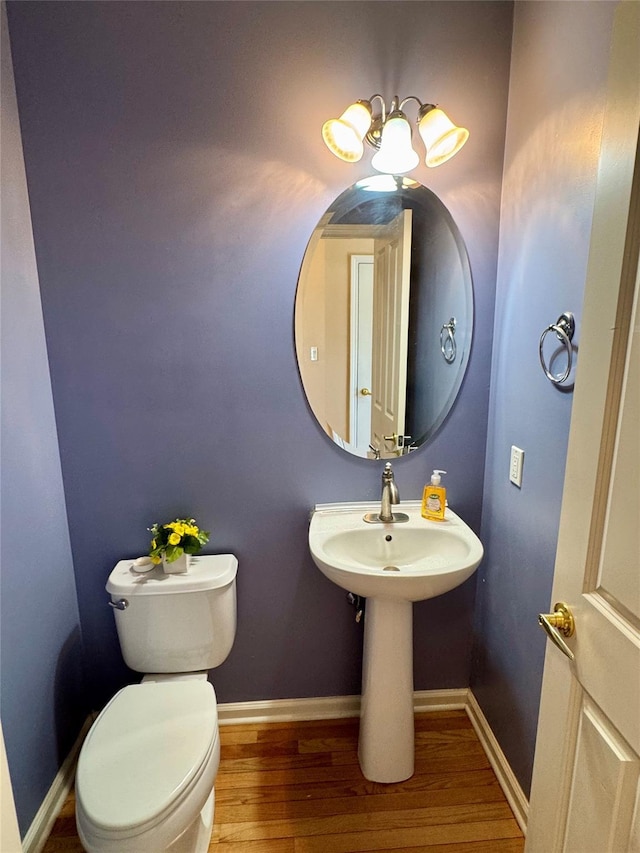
[76,680,219,850]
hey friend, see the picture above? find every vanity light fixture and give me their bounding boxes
[322,94,468,173]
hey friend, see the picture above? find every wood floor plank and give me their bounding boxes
[219,729,259,746]
[40,839,86,853]
[212,840,295,852]
[214,782,509,824]
[221,739,300,760]
[218,751,335,775]
[256,718,360,738]
[332,749,491,773]
[215,767,503,807]
[216,757,495,791]
[216,802,516,843]
[215,761,376,790]
[372,841,526,853]
[292,819,523,852]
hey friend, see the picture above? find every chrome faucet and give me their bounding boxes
[379,462,399,522]
[363,462,409,524]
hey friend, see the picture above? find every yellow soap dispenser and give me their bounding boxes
[422,470,447,521]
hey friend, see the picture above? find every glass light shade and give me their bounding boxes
[370,112,420,174]
[418,107,469,168]
[322,101,372,162]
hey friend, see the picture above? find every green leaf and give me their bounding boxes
[163,544,182,562]
[182,535,202,555]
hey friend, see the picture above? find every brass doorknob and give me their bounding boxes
[360,388,372,396]
[538,602,575,661]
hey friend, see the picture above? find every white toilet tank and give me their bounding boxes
[106,554,237,673]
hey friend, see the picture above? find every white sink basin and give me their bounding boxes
[309,501,483,601]
[308,499,483,784]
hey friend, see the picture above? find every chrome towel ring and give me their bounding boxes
[440,317,457,364]
[539,312,575,386]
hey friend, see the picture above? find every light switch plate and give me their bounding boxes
[510,446,524,487]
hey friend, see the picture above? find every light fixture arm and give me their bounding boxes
[400,98,439,127]
[364,94,389,149]
[398,95,426,112]
[364,95,438,150]
[369,93,387,123]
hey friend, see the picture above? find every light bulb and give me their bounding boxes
[322,101,372,163]
[418,106,469,168]
[370,111,419,175]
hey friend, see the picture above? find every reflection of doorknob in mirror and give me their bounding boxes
[538,602,575,661]
[360,388,372,396]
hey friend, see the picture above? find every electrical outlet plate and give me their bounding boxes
[510,446,524,487]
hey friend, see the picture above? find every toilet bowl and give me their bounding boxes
[75,555,238,853]
[76,679,219,853]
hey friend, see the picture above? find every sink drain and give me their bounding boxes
[382,565,401,572]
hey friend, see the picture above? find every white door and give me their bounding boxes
[370,209,412,457]
[526,4,640,851]
[1,723,21,853]
[349,255,374,455]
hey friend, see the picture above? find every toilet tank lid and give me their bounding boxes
[106,553,238,596]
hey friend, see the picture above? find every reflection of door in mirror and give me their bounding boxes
[296,228,377,449]
[349,255,374,456]
[371,210,412,458]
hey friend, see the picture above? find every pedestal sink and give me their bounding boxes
[309,500,483,783]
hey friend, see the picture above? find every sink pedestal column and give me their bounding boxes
[358,597,414,782]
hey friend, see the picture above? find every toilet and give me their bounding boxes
[75,554,238,853]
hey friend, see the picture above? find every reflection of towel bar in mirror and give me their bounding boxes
[440,317,457,364]
[539,312,575,386]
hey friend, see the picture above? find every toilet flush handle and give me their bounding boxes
[108,598,129,611]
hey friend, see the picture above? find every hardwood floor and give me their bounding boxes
[42,710,524,852]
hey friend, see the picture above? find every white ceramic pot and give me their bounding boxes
[162,552,191,574]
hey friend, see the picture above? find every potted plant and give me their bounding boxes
[148,517,210,573]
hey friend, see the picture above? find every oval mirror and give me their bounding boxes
[295,175,473,459]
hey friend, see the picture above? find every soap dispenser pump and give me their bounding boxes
[422,469,447,521]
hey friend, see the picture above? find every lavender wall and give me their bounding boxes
[472,0,616,797]
[0,5,86,835]
[6,0,512,713]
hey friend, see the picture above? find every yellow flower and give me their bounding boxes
[150,555,161,565]
[168,532,181,545]
[174,523,186,536]
[151,539,156,549]
[185,524,198,536]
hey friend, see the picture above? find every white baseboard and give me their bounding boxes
[466,691,529,834]
[217,693,361,725]
[26,690,528,848]
[413,687,469,712]
[217,687,470,726]
[22,715,94,853]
